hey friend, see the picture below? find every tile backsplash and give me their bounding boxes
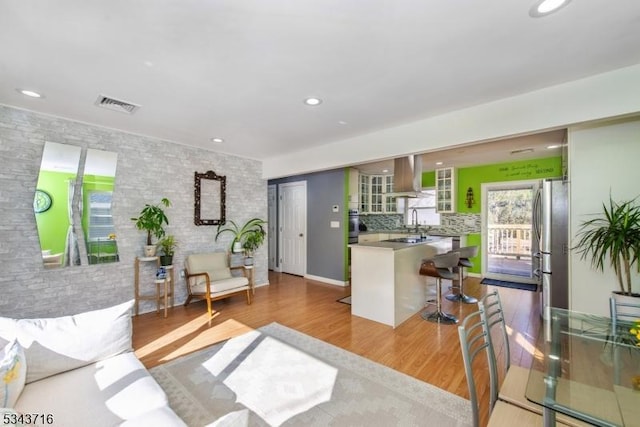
[360,213,481,235]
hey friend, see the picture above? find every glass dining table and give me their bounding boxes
[525,307,640,427]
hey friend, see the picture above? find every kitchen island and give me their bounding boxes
[349,236,452,328]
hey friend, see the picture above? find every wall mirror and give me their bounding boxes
[35,141,82,268]
[194,170,226,225]
[82,149,119,264]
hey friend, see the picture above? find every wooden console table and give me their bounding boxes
[134,256,174,318]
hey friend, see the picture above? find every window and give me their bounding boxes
[87,191,115,240]
[403,189,440,226]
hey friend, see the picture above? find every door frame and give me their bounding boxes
[267,184,278,271]
[278,181,307,276]
[481,179,539,283]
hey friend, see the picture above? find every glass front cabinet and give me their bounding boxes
[359,174,396,213]
[435,167,456,213]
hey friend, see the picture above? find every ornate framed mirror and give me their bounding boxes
[194,170,226,225]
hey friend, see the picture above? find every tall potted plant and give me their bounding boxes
[215,218,266,254]
[574,196,640,298]
[131,198,171,256]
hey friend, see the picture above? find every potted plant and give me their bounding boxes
[131,198,171,256]
[242,228,266,265]
[215,218,266,254]
[158,234,177,266]
[574,196,640,301]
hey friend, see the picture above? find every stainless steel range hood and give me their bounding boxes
[388,155,422,197]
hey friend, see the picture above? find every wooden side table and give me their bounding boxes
[244,265,255,294]
[134,257,174,317]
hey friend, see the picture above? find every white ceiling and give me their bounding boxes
[1,1,640,167]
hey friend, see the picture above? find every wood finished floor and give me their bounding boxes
[133,272,542,426]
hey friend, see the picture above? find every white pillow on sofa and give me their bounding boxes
[0,340,27,407]
[0,300,134,384]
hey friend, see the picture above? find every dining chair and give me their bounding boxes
[478,291,589,427]
[457,310,543,427]
[609,296,640,384]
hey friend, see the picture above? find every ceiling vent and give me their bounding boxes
[94,94,140,114]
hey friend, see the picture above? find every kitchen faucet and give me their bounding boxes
[411,208,419,233]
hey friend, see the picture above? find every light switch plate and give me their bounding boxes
[330,221,340,228]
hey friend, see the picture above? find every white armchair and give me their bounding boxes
[183,252,251,317]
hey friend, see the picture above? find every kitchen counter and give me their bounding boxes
[350,236,453,328]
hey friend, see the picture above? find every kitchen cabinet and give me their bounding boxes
[435,167,456,213]
[359,173,397,214]
[357,233,390,244]
[348,168,359,210]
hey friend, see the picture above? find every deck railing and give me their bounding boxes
[487,224,532,258]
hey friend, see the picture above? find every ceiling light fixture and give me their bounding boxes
[435,161,443,166]
[17,89,43,98]
[546,144,561,149]
[529,0,571,17]
[210,137,224,143]
[304,97,322,106]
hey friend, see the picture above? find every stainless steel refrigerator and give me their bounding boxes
[533,178,569,319]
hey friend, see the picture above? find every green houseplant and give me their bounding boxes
[242,228,266,265]
[131,198,171,256]
[215,218,266,254]
[574,196,640,297]
[158,234,177,266]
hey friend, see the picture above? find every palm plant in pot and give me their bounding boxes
[215,218,266,254]
[574,196,640,299]
[131,198,171,256]
[158,234,177,266]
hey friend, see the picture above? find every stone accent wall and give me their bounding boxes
[0,105,266,318]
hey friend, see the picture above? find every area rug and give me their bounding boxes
[336,295,351,305]
[480,278,538,292]
[150,322,471,427]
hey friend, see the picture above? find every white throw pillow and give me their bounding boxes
[0,340,27,408]
[0,300,134,384]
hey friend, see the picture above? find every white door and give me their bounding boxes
[481,180,538,283]
[267,185,277,271]
[278,181,307,276]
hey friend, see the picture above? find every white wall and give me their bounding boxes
[568,117,640,315]
[263,63,640,180]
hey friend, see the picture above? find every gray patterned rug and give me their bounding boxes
[150,322,472,427]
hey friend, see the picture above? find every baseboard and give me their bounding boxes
[304,274,349,287]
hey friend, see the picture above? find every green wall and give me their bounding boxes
[35,170,75,255]
[422,156,562,274]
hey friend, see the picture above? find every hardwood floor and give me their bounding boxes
[133,271,542,426]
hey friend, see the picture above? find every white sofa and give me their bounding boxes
[0,300,185,426]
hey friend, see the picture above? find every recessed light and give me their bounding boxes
[210,137,224,143]
[382,169,389,173]
[17,89,43,98]
[304,97,322,106]
[435,161,443,166]
[546,144,561,149]
[511,148,535,155]
[529,0,571,17]
[338,120,347,125]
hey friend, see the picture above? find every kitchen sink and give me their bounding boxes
[385,237,423,243]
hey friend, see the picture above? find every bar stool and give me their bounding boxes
[446,246,478,304]
[419,251,460,324]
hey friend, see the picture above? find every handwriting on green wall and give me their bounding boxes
[497,162,556,179]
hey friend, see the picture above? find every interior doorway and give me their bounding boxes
[481,180,537,283]
[267,185,277,271]
[278,181,307,276]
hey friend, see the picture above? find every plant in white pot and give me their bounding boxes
[215,218,266,255]
[131,198,171,256]
[574,196,640,299]
[242,228,266,266]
